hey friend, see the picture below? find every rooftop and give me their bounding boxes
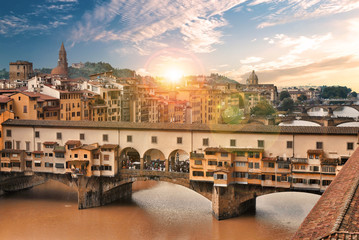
[2,119,359,135]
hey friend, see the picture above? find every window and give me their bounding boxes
[35,131,40,138]
[217,162,223,167]
[208,160,217,166]
[258,140,264,148]
[248,162,253,168]
[56,132,62,140]
[254,163,260,168]
[103,134,108,142]
[80,133,85,140]
[177,137,182,144]
[16,141,20,150]
[309,179,320,185]
[93,154,99,159]
[55,153,64,158]
[5,141,12,149]
[74,154,78,158]
[233,172,247,178]
[151,136,157,144]
[301,165,306,170]
[322,166,335,173]
[45,162,53,167]
[192,171,204,177]
[316,142,323,149]
[309,154,314,159]
[55,163,64,169]
[72,112,75,117]
[248,152,254,158]
[26,141,30,151]
[322,180,332,186]
[235,162,246,167]
[127,135,132,142]
[34,162,41,167]
[104,155,110,161]
[310,166,320,172]
[236,151,245,157]
[194,160,202,165]
[26,161,32,168]
[37,142,41,151]
[221,152,228,157]
[254,153,260,158]
[49,153,53,157]
[206,172,214,177]
[264,162,274,168]
[203,138,209,146]
[347,142,354,150]
[230,139,236,147]
[84,154,88,159]
[23,105,27,113]
[287,141,293,149]
[6,129,11,137]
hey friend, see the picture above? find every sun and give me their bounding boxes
[165,68,183,83]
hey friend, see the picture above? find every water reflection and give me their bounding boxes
[0,180,320,240]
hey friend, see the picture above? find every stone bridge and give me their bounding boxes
[0,170,317,220]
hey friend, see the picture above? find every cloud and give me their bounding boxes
[240,56,264,64]
[0,1,78,37]
[264,33,333,54]
[250,0,359,28]
[70,0,247,54]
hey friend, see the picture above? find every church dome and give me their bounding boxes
[51,66,67,76]
[247,70,258,85]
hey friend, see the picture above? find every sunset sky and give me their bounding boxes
[1,0,359,90]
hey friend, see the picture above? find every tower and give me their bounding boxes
[51,42,68,77]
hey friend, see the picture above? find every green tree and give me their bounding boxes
[279,91,291,101]
[320,86,351,99]
[0,68,9,79]
[250,100,275,116]
[297,94,307,102]
[349,91,357,98]
[280,98,294,112]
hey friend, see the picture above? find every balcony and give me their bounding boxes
[291,158,308,163]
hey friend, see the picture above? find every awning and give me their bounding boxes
[34,160,41,164]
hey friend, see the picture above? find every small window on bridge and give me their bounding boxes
[6,129,11,137]
[322,180,332,186]
[258,140,264,148]
[316,141,323,149]
[230,139,236,147]
[206,172,214,177]
[287,141,293,149]
[80,133,85,140]
[347,142,354,150]
[56,132,62,140]
[203,138,209,146]
[151,136,157,144]
[103,134,108,142]
[192,171,204,177]
[194,160,202,165]
[177,137,182,144]
[236,151,245,157]
[221,152,228,157]
[208,160,217,165]
[127,135,132,142]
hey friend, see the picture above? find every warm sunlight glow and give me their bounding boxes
[165,68,183,83]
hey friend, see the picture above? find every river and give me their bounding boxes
[0,180,320,240]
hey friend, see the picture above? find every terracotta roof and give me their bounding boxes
[101,144,119,149]
[293,147,359,239]
[307,149,324,154]
[53,146,66,153]
[262,157,277,161]
[65,140,81,146]
[0,95,12,103]
[72,145,98,151]
[32,151,43,154]
[2,119,359,135]
[321,158,339,165]
[204,147,263,153]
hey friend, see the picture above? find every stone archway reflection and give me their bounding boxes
[143,149,166,171]
[168,149,189,173]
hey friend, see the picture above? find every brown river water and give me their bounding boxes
[0,180,320,240]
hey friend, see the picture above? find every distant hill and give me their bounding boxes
[68,62,137,79]
[35,62,137,79]
[208,73,238,85]
[0,68,9,79]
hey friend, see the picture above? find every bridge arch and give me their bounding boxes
[278,120,322,126]
[143,148,166,171]
[119,147,141,169]
[168,149,190,172]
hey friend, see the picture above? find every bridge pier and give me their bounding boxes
[77,176,133,209]
[212,185,256,220]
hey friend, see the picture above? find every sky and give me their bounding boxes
[1,0,359,90]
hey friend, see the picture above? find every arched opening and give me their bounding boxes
[279,120,321,126]
[143,149,166,171]
[119,147,141,169]
[307,107,328,117]
[168,149,189,172]
[333,106,359,118]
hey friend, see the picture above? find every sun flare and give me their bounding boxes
[165,68,183,83]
